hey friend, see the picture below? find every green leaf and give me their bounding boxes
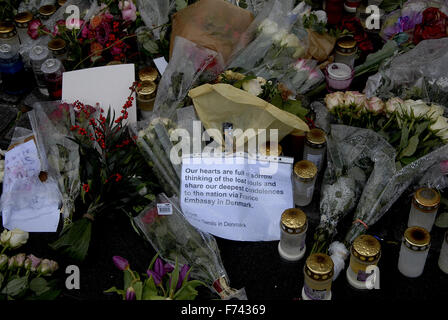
[147,252,160,270]
[143,40,159,55]
[142,277,158,300]
[49,218,92,262]
[282,100,308,119]
[169,258,179,298]
[27,289,61,300]
[123,270,133,292]
[399,124,409,151]
[1,275,28,297]
[271,94,283,109]
[173,280,204,300]
[29,277,49,295]
[400,156,417,166]
[134,281,143,300]
[175,0,188,11]
[400,134,419,158]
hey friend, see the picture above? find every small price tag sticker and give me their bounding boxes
[157,203,173,216]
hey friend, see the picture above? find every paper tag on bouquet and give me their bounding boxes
[157,203,173,216]
[180,153,294,241]
[1,139,61,232]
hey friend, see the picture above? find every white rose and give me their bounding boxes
[404,99,430,118]
[325,92,345,111]
[429,116,448,137]
[242,78,264,97]
[259,19,278,36]
[273,29,288,43]
[366,97,385,113]
[344,91,367,108]
[8,229,29,249]
[428,104,445,121]
[312,10,327,24]
[280,33,300,48]
[0,230,11,246]
[385,97,404,114]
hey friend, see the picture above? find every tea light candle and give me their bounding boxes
[302,253,334,300]
[278,208,308,261]
[408,187,440,232]
[398,226,431,278]
[346,234,381,289]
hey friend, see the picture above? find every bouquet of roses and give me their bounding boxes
[49,83,157,262]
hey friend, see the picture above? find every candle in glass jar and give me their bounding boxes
[139,66,159,83]
[303,128,326,172]
[0,22,20,51]
[325,62,354,92]
[293,160,317,207]
[278,208,308,261]
[398,226,431,278]
[302,253,334,300]
[438,231,448,274]
[346,234,381,289]
[259,142,282,157]
[408,187,440,232]
[14,12,33,44]
[29,45,50,96]
[38,5,57,21]
[334,35,357,68]
[41,58,64,100]
[0,43,30,95]
[137,80,157,120]
[48,38,67,63]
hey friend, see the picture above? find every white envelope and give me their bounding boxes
[62,64,137,124]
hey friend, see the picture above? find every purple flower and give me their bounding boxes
[176,264,191,290]
[146,258,174,285]
[125,286,135,300]
[112,256,129,271]
[27,254,41,272]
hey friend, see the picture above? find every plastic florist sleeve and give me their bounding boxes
[133,193,247,300]
[28,101,80,225]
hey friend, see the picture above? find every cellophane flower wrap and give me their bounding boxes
[229,0,321,95]
[28,101,81,225]
[133,193,246,299]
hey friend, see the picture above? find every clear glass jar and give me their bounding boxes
[0,43,30,95]
[41,58,64,100]
[137,80,156,120]
[14,12,33,45]
[438,231,448,274]
[408,187,440,232]
[278,208,308,261]
[302,253,334,300]
[29,45,51,96]
[48,38,67,63]
[398,226,431,278]
[334,35,357,68]
[0,22,20,52]
[303,128,326,172]
[283,129,305,163]
[293,160,317,207]
[346,234,381,289]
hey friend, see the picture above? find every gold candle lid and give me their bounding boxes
[305,253,334,281]
[351,235,381,262]
[58,0,67,6]
[413,187,440,211]
[139,66,159,82]
[404,226,431,251]
[48,38,66,51]
[14,12,33,25]
[336,35,357,55]
[306,128,326,146]
[39,5,57,17]
[290,129,306,137]
[259,142,282,156]
[280,208,307,234]
[294,160,317,182]
[137,81,157,99]
[0,22,16,38]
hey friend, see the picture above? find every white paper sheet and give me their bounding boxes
[180,155,294,241]
[62,64,137,124]
[2,140,60,232]
[153,57,168,75]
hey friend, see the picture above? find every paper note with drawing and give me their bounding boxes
[1,139,61,232]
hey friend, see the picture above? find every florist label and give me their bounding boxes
[180,155,294,241]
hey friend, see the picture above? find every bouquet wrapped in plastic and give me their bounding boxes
[133,193,246,299]
[28,101,81,225]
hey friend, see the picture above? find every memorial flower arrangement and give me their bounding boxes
[310,91,448,255]
[49,83,156,262]
[0,229,60,300]
[106,254,205,300]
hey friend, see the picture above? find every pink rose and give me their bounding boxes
[324,91,345,111]
[28,19,44,40]
[52,20,66,36]
[344,91,367,108]
[118,1,137,22]
[366,97,385,113]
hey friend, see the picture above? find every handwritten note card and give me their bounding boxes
[2,140,60,232]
